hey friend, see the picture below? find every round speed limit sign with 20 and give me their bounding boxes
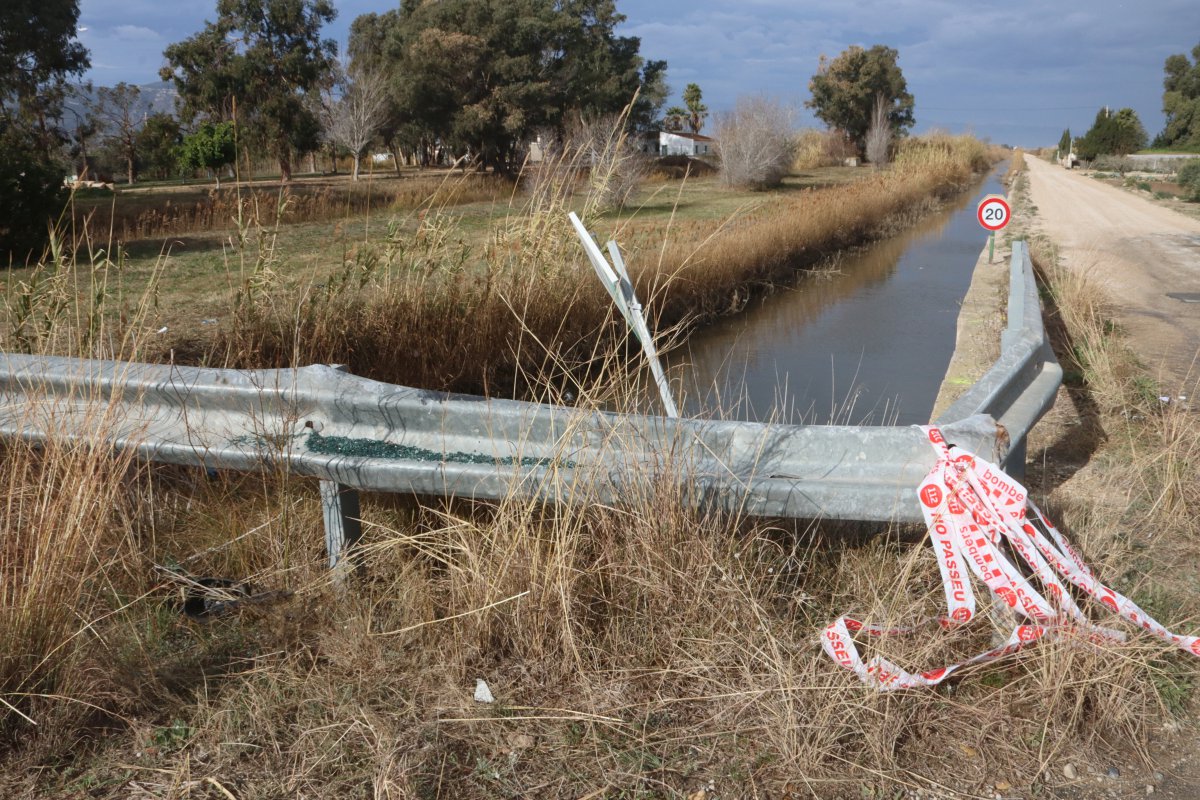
[977,195,1011,232]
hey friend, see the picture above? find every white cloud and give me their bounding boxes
[619,0,1200,144]
[113,24,161,42]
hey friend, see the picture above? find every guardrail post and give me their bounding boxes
[319,363,362,576]
[320,479,362,574]
[1003,440,1027,480]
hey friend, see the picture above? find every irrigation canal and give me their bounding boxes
[669,169,1004,426]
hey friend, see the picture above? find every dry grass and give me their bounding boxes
[1005,148,1026,184]
[0,418,143,728]
[70,172,507,243]
[12,131,1196,798]
[792,128,856,170]
[1032,233,1200,533]
[1,432,1179,796]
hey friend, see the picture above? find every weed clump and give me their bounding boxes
[1176,158,1200,200]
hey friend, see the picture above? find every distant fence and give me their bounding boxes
[0,243,1058,567]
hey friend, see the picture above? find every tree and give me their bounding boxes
[349,10,408,172]
[629,59,668,132]
[138,114,184,180]
[664,83,707,134]
[663,107,686,132]
[1156,44,1200,151]
[0,0,88,259]
[806,45,914,154]
[62,93,101,178]
[1,0,90,157]
[1058,128,1072,157]
[162,0,338,182]
[1075,107,1147,160]
[95,83,146,185]
[682,83,708,133]
[369,0,655,173]
[178,122,237,186]
[0,124,67,262]
[323,65,390,180]
[715,96,796,190]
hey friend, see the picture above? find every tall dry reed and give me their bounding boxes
[0,228,159,736]
[72,173,506,243]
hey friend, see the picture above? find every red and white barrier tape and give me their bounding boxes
[822,425,1200,691]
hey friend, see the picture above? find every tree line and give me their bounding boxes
[4,0,926,261]
[157,0,669,180]
[1057,41,1200,163]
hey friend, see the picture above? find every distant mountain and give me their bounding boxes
[60,81,179,130]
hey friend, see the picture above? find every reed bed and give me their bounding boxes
[71,172,507,243]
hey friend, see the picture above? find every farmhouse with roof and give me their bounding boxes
[641,130,716,157]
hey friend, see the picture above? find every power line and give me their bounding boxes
[917,105,1112,112]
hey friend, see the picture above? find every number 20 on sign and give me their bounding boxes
[977,195,1011,263]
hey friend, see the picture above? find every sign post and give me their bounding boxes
[976,195,1011,263]
[568,212,679,418]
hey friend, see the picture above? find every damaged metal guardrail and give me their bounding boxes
[933,239,1062,468]
[0,242,1058,567]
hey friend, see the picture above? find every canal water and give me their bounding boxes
[669,170,1003,426]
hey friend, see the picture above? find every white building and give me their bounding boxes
[641,131,716,157]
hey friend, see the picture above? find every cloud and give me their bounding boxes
[112,25,161,42]
[75,0,1200,145]
[621,0,1200,145]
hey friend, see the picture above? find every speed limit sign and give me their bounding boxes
[977,195,1011,232]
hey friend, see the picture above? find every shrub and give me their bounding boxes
[893,130,991,176]
[520,114,649,212]
[1092,155,1136,175]
[864,94,891,167]
[574,114,651,212]
[1177,159,1200,200]
[715,96,796,190]
[792,128,854,169]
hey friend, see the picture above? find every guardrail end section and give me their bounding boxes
[320,480,363,575]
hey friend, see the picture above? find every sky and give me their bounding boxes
[77,0,1200,147]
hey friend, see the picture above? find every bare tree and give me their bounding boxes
[572,113,650,211]
[323,65,391,181]
[524,113,649,212]
[714,96,796,190]
[95,82,145,185]
[864,93,891,167]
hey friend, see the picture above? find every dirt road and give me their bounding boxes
[1024,154,1200,392]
